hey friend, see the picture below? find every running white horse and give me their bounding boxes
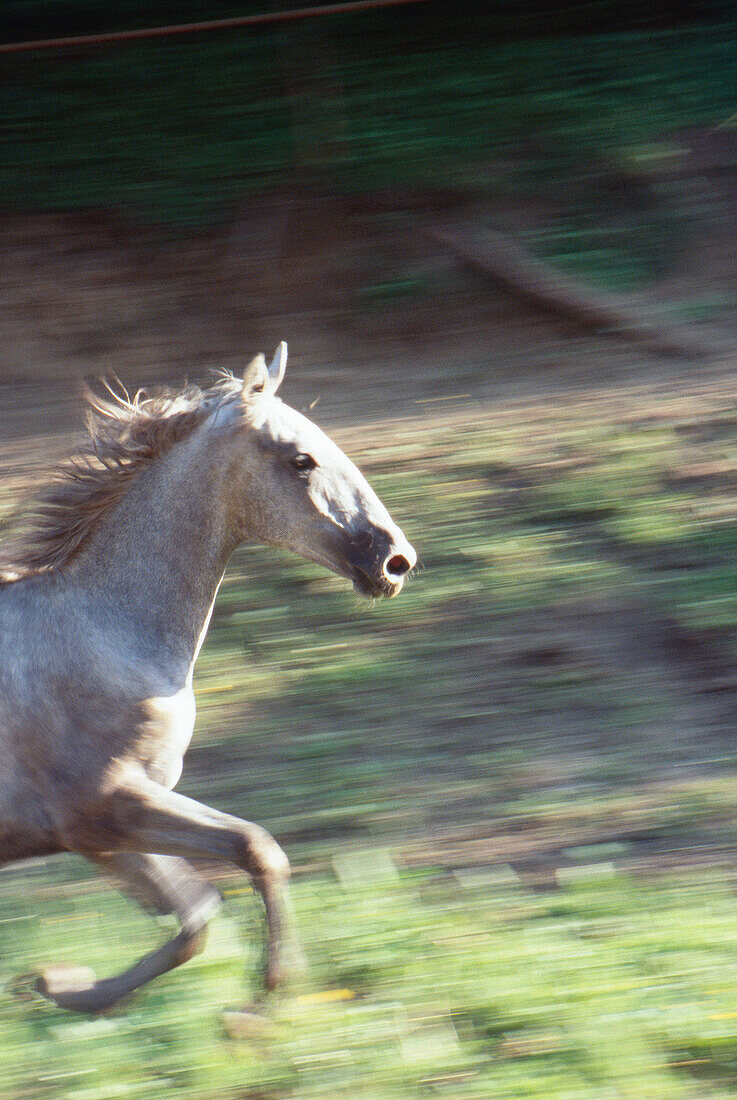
[0,344,415,1012]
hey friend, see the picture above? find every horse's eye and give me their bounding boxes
[291,453,317,473]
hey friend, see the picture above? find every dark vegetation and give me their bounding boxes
[1,5,735,234]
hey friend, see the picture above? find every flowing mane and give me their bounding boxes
[0,374,243,583]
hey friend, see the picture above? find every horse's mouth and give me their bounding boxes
[349,564,404,600]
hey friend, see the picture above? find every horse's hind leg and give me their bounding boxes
[36,853,221,1014]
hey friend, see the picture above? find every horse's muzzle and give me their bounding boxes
[350,538,417,599]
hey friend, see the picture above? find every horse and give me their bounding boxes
[0,343,416,1013]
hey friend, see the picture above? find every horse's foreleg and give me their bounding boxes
[61,776,299,997]
[90,851,222,930]
[36,853,222,1014]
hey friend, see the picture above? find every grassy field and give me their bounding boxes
[4,377,737,1095]
[6,861,737,1097]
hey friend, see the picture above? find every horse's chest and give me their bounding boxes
[137,687,196,788]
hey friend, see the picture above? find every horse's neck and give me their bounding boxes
[69,430,235,681]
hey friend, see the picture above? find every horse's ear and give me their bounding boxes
[242,343,287,399]
[242,353,268,399]
[267,341,288,392]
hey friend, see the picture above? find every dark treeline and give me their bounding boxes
[1,0,735,46]
[2,1,736,224]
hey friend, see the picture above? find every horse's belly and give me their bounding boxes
[138,687,196,789]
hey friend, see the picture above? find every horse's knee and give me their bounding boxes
[179,879,223,934]
[239,824,290,882]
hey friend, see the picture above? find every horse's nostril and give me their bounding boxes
[385,554,412,578]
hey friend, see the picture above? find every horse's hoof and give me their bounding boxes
[35,965,97,1002]
[222,1008,277,1040]
[6,972,40,1002]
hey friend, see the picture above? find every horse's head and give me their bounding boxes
[226,343,416,598]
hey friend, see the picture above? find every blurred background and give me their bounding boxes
[5,1,737,1096]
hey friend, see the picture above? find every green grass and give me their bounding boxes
[6,861,737,1097]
